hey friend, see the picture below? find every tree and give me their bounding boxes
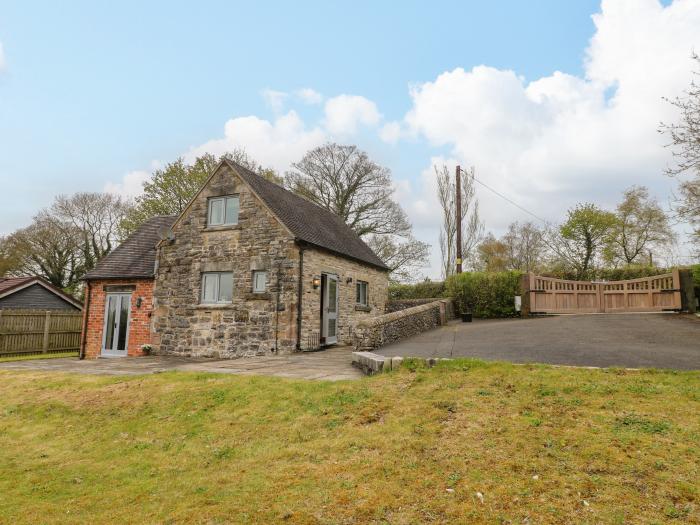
[286,143,429,281]
[604,186,675,265]
[51,192,131,272]
[286,143,411,237]
[476,233,509,272]
[0,215,83,293]
[365,235,430,283]
[660,52,700,252]
[435,164,484,278]
[501,221,547,273]
[551,203,617,278]
[122,149,280,235]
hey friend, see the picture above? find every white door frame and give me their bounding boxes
[101,292,132,357]
[321,273,339,345]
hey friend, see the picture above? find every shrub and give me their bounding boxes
[446,271,523,318]
[541,265,667,281]
[388,281,446,300]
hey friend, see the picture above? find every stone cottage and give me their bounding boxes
[80,159,389,359]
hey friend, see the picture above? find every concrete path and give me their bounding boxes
[378,314,700,370]
[0,345,362,381]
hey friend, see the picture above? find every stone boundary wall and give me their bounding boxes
[354,299,453,351]
[386,298,455,317]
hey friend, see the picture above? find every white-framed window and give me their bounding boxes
[207,195,239,226]
[201,272,234,303]
[252,271,267,293]
[356,280,368,306]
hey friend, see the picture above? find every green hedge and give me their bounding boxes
[445,271,523,318]
[542,265,666,281]
[388,281,446,300]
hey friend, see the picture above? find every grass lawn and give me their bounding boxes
[0,352,78,363]
[0,360,698,524]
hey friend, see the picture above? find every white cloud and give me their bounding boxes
[104,170,150,199]
[401,0,699,239]
[324,94,382,135]
[379,121,402,144]
[0,42,6,71]
[296,87,323,105]
[261,89,288,112]
[186,110,326,173]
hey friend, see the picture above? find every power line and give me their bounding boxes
[465,170,550,225]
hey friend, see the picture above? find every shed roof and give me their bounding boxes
[0,276,83,309]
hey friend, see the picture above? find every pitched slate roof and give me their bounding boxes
[0,276,83,309]
[225,160,389,271]
[83,215,177,280]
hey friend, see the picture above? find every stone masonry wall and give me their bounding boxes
[82,279,154,358]
[298,248,388,349]
[153,164,301,358]
[353,299,451,351]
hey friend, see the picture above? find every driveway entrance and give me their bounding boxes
[526,272,682,314]
[378,314,700,370]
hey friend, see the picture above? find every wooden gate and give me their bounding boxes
[525,270,682,315]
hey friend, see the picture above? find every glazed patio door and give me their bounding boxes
[321,274,339,345]
[102,293,131,357]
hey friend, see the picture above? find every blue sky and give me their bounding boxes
[0,0,697,276]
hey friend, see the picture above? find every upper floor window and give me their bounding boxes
[356,280,368,306]
[201,272,233,304]
[207,195,239,226]
[252,271,267,293]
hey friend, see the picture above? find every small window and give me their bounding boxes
[252,271,267,293]
[201,272,234,303]
[356,281,368,306]
[207,196,239,226]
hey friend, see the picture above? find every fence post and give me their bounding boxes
[42,311,51,354]
[672,268,682,312]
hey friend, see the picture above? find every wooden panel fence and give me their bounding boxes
[524,270,682,315]
[0,310,83,357]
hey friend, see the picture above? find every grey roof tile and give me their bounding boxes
[83,215,176,280]
[227,160,389,271]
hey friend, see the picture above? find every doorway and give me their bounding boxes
[320,273,339,345]
[101,293,131,357]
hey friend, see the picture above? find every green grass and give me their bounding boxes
[0,361,699,524]
[0,352,78,363]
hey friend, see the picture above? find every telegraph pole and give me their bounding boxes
[455,165,462,274]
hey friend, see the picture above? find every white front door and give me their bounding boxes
[102,293,131,357]
[321,274,339,345]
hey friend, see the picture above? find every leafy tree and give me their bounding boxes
[286,143,429,281]
[661,52,700,252]
[501,221,547,273]
[476,233,509,272]
[604,186,675,265]
[0,215,83,293]
[122,149,280,235]
[551,203,617,278]
[435,164,484,277]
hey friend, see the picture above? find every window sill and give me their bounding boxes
[355,305,371,312]
[202,225,240,233]
[195,303,235,310]
[245,292,271,301]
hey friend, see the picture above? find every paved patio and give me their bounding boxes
[378,313,700,370]
[0,345,362,381]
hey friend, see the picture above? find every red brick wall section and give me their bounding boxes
[82,279,155,359]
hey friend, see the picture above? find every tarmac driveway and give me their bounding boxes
[378,314,700,370]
